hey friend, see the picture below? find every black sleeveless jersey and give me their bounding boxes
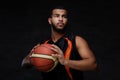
[41,33,83,80]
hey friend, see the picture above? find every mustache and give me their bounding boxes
[57,22,64,25]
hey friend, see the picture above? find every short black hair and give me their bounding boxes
[48,4,69,18]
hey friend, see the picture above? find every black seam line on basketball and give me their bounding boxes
[35,62,54,67]
[34,58,58,72]
[38,45,52,51]
[34,44,56,54]
[35,60,58,72]
[46,59,58,72]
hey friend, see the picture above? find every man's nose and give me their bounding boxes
[59,16,63,21]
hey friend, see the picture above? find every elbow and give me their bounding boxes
[92,62,97,71]
[91,61,98,71]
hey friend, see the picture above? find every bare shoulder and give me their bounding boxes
[75,35,86,41]
[75,35,88,44]
[75,35,89,49]
[75,35,95,60]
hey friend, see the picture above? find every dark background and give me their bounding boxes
[0,0,120,80]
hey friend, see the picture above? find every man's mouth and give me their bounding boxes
[58,23,64,26]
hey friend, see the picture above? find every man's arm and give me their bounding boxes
[51,36,97,71]
[63,36,97,71]
[21,44,41,68]
[21,52,33,68]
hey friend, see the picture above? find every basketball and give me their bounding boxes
[30,43,58,72]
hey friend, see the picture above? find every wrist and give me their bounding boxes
[63,59,69,66]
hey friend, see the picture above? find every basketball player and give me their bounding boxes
[22,5,97,80]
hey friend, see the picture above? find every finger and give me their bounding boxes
[51,53,58,57]
[50,47,58,53]
[51,44,60,49]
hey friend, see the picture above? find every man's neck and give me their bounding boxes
[51,30,66,42]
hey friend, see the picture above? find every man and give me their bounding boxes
[22,5,97,80]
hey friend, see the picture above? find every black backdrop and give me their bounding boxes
[0,0,120,80]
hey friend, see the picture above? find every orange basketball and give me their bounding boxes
[30,43,58,72]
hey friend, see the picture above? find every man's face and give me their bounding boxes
[48,9,68,32]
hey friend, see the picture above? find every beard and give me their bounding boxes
[50,23,68,34]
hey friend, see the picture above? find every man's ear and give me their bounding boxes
[48,18,52,24]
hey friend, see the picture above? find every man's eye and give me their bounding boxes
[53,15,59,17]
[63,15,67,18]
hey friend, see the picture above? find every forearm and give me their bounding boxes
[21,55,32,67]
[63,58,97,71]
